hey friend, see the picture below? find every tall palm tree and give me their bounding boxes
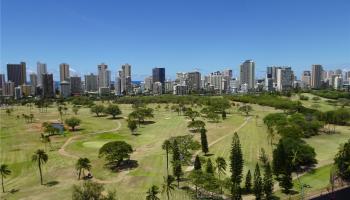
[32,149,48,185]
[215,157,227,194]
[75,158,92,180]
[162,175,176,200]
[162,140,171,176]
[146,185,160,200]
[0,164,11,193]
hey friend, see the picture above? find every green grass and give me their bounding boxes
[1,101,349,200]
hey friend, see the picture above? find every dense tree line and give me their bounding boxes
[311,90,350,100]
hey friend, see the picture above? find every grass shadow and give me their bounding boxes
[9,188,20,194]
[141,121,156,125]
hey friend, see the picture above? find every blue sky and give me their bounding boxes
[1,0,350,80]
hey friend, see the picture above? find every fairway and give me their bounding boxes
[1,100,349,200]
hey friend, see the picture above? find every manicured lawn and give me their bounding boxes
[1,100,349,200]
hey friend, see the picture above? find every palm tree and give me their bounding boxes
[162,140,171,176]
[32,149,48,185]
[215,157,227,194]
[0,164,11,193]
[162,175,176,200]
[76,158,92,180]
[146,185,160,200]
[40,134,51,151]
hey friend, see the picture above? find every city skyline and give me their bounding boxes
[2,0,350,80]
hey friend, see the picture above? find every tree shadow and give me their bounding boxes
[105,160,139,172]
[131,133,141,136]
[44,180,59,187]
[204,153,214,157]
[9,188,20,194]
[107,116,124,120]
[93,114,107,118]
[141,121,156,125]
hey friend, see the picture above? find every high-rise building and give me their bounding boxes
[85,73,98,92]
[59,63,70,82]
[276,67,294,91]
[144,76,153,91]
[116,63,132,94]
[209,71,223,92]
[37,62,47,87]
[152,82,162,95]
[311,64,323,89]
[222,69,233,92]
[334,76,343,90]
[15,87,22,100]
[7,62,26,87]
[70,77,82,95]
[0,74,5,94]
[152,67,165,84]
[3,81,14,96]
[29,73,38,95]
[21,84,32,97]
[187,72,201,91]
[115,71,122,95]
[301,71,311,88]
[98,63,108,88]
[42,74,54,98]
[240,60,255,90]
[60,81,71,98]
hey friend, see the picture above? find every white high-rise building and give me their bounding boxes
[334,76,343,90]
[209,71,223,92]
[240,60,255,90]
[37,62,47,87]
[301,71,311,88]
[85,73,98,92]
[98,63,108,88]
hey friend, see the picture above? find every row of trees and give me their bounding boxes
[90,104,122,119]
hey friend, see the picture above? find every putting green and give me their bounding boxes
[82,141,108,148]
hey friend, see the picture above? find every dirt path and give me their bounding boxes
[185,116,252,172]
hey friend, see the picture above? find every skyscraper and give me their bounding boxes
[29,73,38,95]
[59,63,70,82]
[98,63,108,88]
[85,73,98,92]
[240,60,255,90]
[122,63,132,93]
[187,71,201,91]
[0,74,5,93]
[7,62,26,87]
[152,67,165,84]
[70,76,82,95]
[301,71,311,88]
[276,67,294,91]
[3,81,15,96]
[42,73,54,98]
[37,62,47,87]
[311,64,323,89]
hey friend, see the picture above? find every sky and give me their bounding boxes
[1,0,350,81]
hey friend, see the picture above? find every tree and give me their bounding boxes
[206,158,214,174]
[334,139,350,181]
[245,170,252,193]
[99,141,133,167]
[128,107,154,126]
[172,140,182,188]
[65,117,81,131]
[189,170,204,198]
[127,120,137,135]
[72,106,80,115]
[91,105,105,117]
[32,149,48,185]
[253,163,263,200]
[187,120,205,132]
[146,185,160,200]
[238,105,253,116]
[280,171,293,194]
[259,148,269,168]
[105,104,122,119]
[76,158,92,180]
[72,181,116,200]
[5,108,12,116]
[263,162,274,199]
[216,156,227,193]
[40,133,51,151]
[207,112,220,123]
[162,140,171,176]
[185,110,200,121]
[200,128,209,155]
[161,175,176,200]
[222,111,227,120]
[230,132,243,199]
[194,155,201,170]
[0,164,11,193]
